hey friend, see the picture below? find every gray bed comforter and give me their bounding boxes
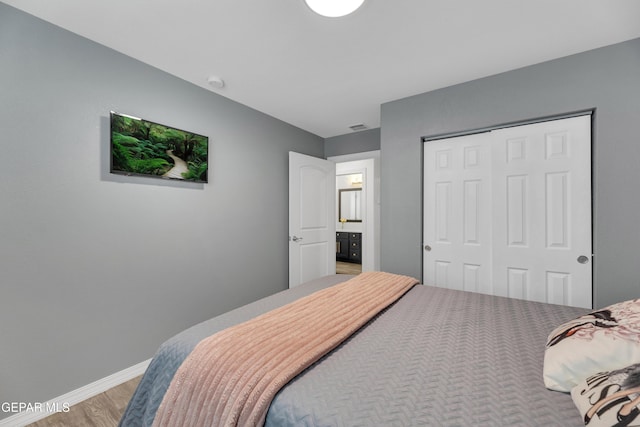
[119,274,587,426]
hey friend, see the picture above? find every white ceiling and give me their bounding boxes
[4,0,640,138]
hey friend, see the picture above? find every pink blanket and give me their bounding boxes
[152,271,418,427]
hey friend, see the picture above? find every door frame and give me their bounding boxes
[328,150,380,271]
[420,110,595,305]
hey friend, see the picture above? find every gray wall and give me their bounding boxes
[0,3,323,415]
[380,37,640,310]
[324,128,380,158]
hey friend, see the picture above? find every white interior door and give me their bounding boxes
[423,115,592,308]
[423,132,493,294]
[289,152,336,288]
[491,116,592,307]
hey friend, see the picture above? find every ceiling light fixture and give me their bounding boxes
[304,0,365,17]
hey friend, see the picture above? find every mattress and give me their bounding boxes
[120,274,587,426]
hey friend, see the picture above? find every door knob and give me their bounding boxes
[424,245,432,252]
[292,236,303,242]
[577,255,589,264]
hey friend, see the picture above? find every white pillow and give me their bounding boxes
[544,298,640,392]
[571,363,640,426]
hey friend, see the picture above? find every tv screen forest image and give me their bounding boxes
[110,112,208,183]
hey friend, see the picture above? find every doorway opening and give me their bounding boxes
[329,150,380,274]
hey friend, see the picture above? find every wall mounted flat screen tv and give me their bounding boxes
[110,111,208,183]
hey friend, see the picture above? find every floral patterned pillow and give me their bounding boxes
[571,363,640,427]
[543,299,640,392]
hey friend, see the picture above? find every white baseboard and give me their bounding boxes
[0,359,151,427]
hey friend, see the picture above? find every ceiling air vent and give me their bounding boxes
[349,123,368,132]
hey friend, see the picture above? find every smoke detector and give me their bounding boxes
[207,75,225,89]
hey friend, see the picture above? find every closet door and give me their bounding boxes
[491,116,592,307]
[423,132,493,294]
[423,115,592,308]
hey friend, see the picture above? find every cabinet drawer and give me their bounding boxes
[336,233,349,260]
[349,233,361,240]
[349,240,361,250]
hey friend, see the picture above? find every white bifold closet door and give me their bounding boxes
[423,115,592,308]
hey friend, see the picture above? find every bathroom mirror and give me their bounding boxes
[339,188,362,222]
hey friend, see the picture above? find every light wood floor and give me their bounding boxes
[336,260,362,275]
[26,376,141,427]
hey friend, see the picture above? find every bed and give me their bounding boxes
[120,272,589,427]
